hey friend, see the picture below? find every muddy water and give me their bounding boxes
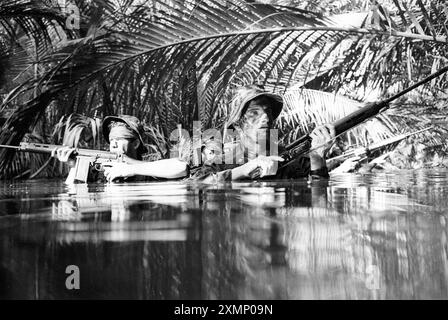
[1,169,448,299]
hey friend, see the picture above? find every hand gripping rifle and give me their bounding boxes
[281,66,448,167]
[0,142,126,182]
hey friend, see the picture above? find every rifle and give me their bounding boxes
[0,142,126,183]
[326,127,431,167]
[281,66,448,166]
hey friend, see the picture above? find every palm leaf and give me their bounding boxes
[279,87,396,146]
[1,0,448,177]
[0,0,67,42]
[0,0,70,91]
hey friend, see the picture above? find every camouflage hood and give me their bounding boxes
[225,85,284,129]
[102,114,148,157]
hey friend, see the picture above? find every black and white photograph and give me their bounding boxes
[1,0,448,308]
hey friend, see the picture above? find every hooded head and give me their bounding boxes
[102,115,148,159]
[225,85,283,130]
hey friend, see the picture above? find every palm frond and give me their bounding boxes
[0,1,331,142]
[279,88,396,146]
[0,0,71,92]
[1,0,448,177]
[0,0,67,42]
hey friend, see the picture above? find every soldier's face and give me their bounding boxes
[109,137,133,155]
[242,98,274,132]
[108,127,139,157]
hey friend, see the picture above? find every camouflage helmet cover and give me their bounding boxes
[225,85,284,128]
[102,114,148,156]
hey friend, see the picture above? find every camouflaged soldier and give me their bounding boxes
[190,85,336,182]
[53,115,188,183]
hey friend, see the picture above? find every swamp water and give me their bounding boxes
[1,169,448,299]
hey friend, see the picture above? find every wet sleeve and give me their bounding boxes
[276,156,329,179]
[276,156,310,179]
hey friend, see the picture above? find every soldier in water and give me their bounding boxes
[189,85,336,182]
[53,115,188,183]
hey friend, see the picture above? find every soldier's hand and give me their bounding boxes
[331,156,361,174]
[103,162,135,182]
[309,124,336,159]
[244,155,284,179]
[51,147,77,167]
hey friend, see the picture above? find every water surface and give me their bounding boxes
[1,169,448,299]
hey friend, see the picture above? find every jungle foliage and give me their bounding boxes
[0,0,447,179]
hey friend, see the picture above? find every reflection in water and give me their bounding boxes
[1,169,448,299]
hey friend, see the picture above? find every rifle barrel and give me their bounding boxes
[286,66,448,156]
[0,144,20,150]
[332,66,448,136]
[384,66,448,105]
